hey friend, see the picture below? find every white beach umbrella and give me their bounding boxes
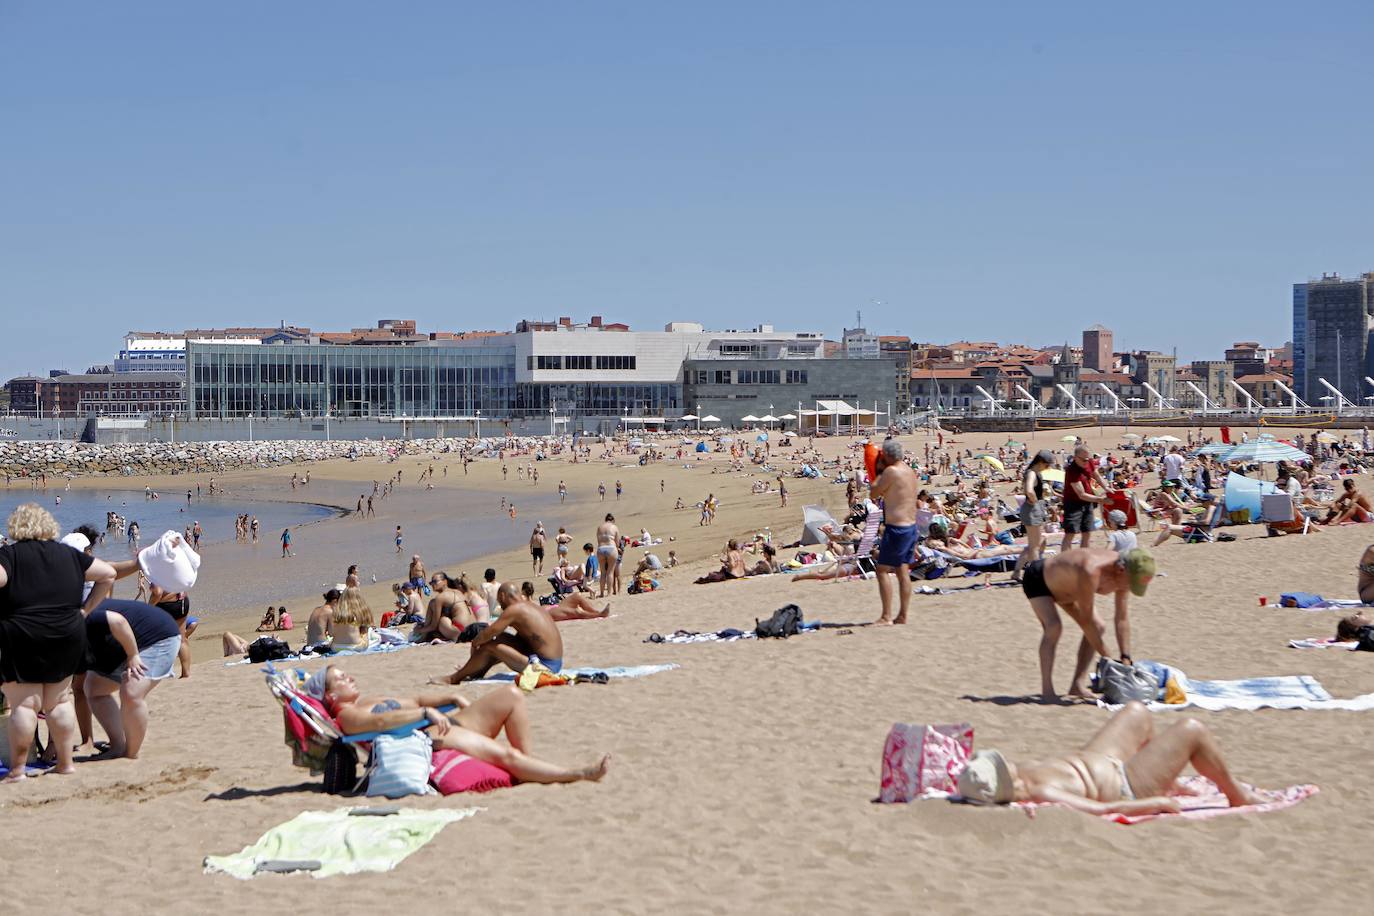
[740,414,760,423]
[701,415,720,423]
[680,414,699,421]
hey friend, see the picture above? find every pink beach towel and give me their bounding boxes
[1009,776,1318,824]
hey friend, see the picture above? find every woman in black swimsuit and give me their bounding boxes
[1013,450,1056,583]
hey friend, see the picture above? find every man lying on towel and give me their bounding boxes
[1020,547,1156,703]
[958,700,1264,815]
[309,665,608,784]
[432,583,564,684]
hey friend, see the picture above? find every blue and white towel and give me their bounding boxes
[1105,659,1374,711]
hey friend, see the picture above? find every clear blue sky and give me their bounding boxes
[3,1,1372,375]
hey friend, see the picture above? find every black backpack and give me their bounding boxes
[755,604,804,639]
[1355,626,1374,653]
[247,636,293,663]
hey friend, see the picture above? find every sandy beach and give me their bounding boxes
[4,425,1373,914]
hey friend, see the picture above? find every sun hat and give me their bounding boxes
[138,530,202,592]
[59,532,91,552]
[1121,548,1156,597]
[957,750,1013,804]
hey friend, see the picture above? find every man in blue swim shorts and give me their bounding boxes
[869,438,918,625]
[433,583,566,684]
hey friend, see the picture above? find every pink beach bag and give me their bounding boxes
[878,723,974,803]
[430,748,515,795]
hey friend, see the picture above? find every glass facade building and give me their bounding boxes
[188,342,517,418]
[1292,282,1307,400]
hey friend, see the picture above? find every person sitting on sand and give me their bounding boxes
[256,606,277,632]
[313,666,608,785]
[454,575,492,622]
[519,581,610,621]
[1019,547,1156,703]
[747,543,779,576]
[1323,479,1373,525]
[433,583,565,683]
[276,606,293,630]
[695,539,749,584]
[307,589,339,647]
[417,573,468,642]
[330,587,373,650]
[957,700,1264,814]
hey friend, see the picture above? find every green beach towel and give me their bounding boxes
[204,806,479,879]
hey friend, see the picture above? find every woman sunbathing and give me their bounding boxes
[313,666,609,784]
[958,700,1265,814]
[519,581,609,621]
[926,526,1020,560]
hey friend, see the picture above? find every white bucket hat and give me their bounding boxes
[139,530,202,592]
[60,532,91,553]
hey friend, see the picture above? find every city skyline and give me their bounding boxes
[3,4,1372,373]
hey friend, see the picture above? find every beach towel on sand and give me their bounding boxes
[1101,661,1374,711]
[469,664,678,685]
[1288,638,1359,650]
[204,807,477,879]
[1005,777,1318,825]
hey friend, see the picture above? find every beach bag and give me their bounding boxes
[1096,658,1160,704]
[322,741,362,795]
[1279,593,1324,609]
[755,604,803,639]
[430,749,515,795]
[366,733,434,799]
[878,723,973,803]
[248,636,293,663]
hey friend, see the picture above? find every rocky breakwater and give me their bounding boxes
[0,437,490,479]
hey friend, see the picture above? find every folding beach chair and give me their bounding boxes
[265,666,456,794]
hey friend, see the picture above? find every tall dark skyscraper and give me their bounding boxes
[1301,273,1374,407]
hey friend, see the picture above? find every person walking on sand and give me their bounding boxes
[596,513,621,598]
[280,528,293,558]
[870,439,917,626]
[530,523,546,575]
[1020,547,1156,703]
[395,525,404,553]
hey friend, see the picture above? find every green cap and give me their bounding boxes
[1122,548,1156,597]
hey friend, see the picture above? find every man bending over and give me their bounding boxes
[1020,547,1156,702]
[958,700,1264,814]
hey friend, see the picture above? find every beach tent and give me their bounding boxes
[756,433,769,442]
[1224,472,1278,520]
[695,442,709,453]
[800,505,841,546]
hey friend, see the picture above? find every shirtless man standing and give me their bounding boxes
[957,700,1263,813]
[1020,547,1156,702]
[530,524,547,575]
[596,513,621,598]
[316,666,609,784]
[434,583,565,683]
[870,438,918,625]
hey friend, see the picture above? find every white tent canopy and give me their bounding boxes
[700,414,720,422]
[740,414,760,423]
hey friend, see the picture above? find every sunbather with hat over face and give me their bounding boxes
[958,700,1265,815]
[308,665,609,785]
